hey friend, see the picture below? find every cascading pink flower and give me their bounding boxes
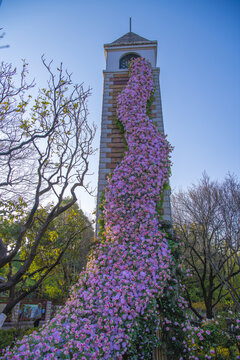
[2,57,173,360]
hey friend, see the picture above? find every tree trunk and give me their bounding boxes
[1,285,22,327]
[0,313,7,328]
[0,297,19,328]
[2,297,19,317]
[205,298,214,319]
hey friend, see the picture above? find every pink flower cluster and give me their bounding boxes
[2,58,173,359]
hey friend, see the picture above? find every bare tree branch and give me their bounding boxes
[0,57,96,318]
[172,173,240,318]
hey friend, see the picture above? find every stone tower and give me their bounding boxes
[96,31,172,234]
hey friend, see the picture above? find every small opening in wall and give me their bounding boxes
[119,53,140,69]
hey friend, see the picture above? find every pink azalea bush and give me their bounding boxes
[2,57,188,359]
[187,313,240,359]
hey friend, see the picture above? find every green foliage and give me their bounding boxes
[157,293,187,359]
[97,190,106,240]
[0,328,17,350]
[0,199,94,302]
[154,183,191,358]
[155,181,171,221]
[172,174,240,318]
[0,327,36,351]
[0,197,27,222]
[146,89,155,117]
[186,314,240,359]
[113,116,128,148]
[125,300,160,359]
[36,200,94,301]
[113,115,124,135]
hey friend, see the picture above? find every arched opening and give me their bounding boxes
[119,53,140,69]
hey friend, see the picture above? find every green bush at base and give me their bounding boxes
[0,327,36,352]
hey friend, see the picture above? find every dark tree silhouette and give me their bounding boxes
[172,173,240,319]
[0,57,96,325]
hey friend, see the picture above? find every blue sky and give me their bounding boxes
[1,0,239,218]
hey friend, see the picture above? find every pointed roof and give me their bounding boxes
[104,31,157,48]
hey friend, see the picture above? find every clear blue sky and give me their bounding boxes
[1,0,239,218]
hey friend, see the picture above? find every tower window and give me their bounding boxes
[119,53,140,69]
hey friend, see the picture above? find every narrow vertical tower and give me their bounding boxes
[96,31,171,233]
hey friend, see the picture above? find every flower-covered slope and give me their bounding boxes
[3,57,173,359]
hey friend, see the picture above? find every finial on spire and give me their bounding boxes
[129,17,132,33]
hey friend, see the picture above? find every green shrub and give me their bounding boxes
[0,328,16,350]
[187,314,240,359]
[0,327,36,352]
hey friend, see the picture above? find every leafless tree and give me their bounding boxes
[0,57,96,322]
[172,173,240,319]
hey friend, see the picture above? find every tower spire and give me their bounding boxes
[129,17,132,33]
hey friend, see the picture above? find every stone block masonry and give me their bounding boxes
[96,71,128,231]
[96,68,172,234]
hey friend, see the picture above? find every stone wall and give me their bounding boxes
[96,68,172,234]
